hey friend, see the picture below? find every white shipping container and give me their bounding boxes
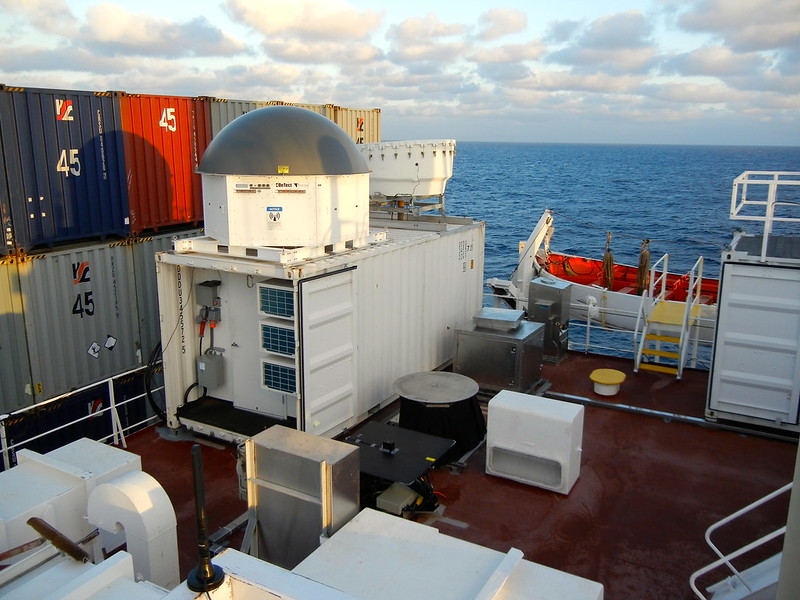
[156,219,484,439]
[132,228,204,360]
[707,261,800,432]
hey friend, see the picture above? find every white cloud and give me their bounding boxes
[80,4,246,57]
[477,8,527,42]
[547,11,658,73]
[470,40,546,64]
[644,80,731,104]
[679,0,800,52]
[0,0,77,36]
[667,45,769,77]
[225,0,384,41]
[262,37,382,64]
[388,13,468,44]
[513,70,645,94]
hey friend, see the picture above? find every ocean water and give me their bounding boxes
[445,142,800,290]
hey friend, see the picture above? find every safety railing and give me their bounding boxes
[677,256,704,377]
[689,482,792,599]
[633,253,669,370]
[0,365,163,471]
[485,289,714,367]
[730,171,800,262]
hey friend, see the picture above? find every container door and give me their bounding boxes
[707,263,800,427]
[0,87,128,251]
[0,258,34,413]
[18,241,141,402]
[298,270,356,435]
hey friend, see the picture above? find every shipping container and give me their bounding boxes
[291,102,334,120]
[0,86,129,252]
[156,219,484,442]
[205,97,275,139]
[332,106,380,144]
[17,240,142,402]
[192,97,213,212]
[0,256,33,413]
[131,227,203,359]
[116,93,205,234]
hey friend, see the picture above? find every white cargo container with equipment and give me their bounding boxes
[706,171,800,432]
[156,107,484,442]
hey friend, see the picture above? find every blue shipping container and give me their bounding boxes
[0,86,129,252]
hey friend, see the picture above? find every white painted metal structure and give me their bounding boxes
[293,508,604,600]
[202,173,371,248]
[358,139,456,198]
[486,390,584,495]
[706,262,800,431]
[0,438,178,590]
[706,171,800,432]
[156,220,484,440]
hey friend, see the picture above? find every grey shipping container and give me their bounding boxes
[0,256,34,413]
[206,98,275,139]
[0,86,129,253]
[18,240,141,402]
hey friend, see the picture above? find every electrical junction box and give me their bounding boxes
[197,353,224,388]
[376,482,419,515]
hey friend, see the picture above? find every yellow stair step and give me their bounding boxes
[648,301,701,326]
[648,301,685,326]
[645,334,681,343]
[639,363,679,375]
[641,348,680,359]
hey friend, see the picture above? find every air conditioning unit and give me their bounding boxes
[486,390,583,495]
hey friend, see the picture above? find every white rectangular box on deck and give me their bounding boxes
[155,219,484,440]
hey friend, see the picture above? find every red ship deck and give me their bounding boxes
[123,351,798,600]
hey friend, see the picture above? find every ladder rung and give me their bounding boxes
[645,334,680,343]
[639,363,679,375]
[641,349,680,359]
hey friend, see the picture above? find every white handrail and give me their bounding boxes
[0,366,163,469]
[633,253,670,370]
[730,171,800,262]
[677,256,704,378]
[690,482,792,599]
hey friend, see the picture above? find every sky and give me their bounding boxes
[1,0,798,146]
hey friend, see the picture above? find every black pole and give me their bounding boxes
[186,444,225,592]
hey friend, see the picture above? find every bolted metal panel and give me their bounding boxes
[132,227,202,360]
[117,93,205,234]
[332,106,381,144]
[0,86,129,253]
[17,241,141,402]
[0,257,34,412]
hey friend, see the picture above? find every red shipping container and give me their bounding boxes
[117,93,210,234]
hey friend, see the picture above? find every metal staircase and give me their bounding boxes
[634,255,704,379]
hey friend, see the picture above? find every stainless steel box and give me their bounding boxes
[246,425,360,569]
[454,319,544,392]
[529,276,572,362]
